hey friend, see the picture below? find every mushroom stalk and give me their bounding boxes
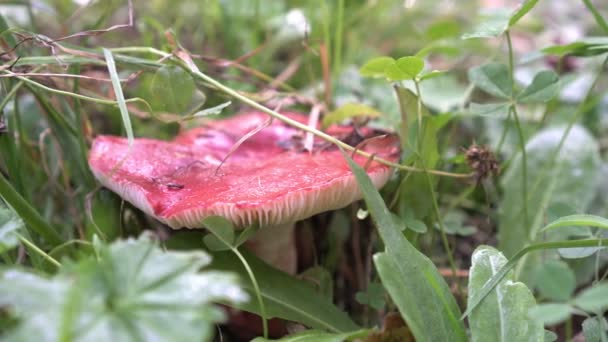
[244,223,297,274]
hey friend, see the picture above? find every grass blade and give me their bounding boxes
[103,48,134,145]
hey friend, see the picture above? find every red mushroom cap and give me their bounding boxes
[88,111,399,229]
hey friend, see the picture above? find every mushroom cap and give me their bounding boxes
[88,111,399,229]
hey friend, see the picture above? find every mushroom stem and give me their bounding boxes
[244,223,297,274]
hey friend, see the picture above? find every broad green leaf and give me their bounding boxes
[322,103,382,128]
[252,329,371,342]
[385,56,424,81]
[359,57,395,78]
[398,113,450,220]
[355,282,385,310]
[416,74,468,113]
[582,317,608,342]
[344,151,467,342]
[462,9,510,39]
[528,304,573,326]
[468,246,543,342]
[468,102,510,117]
[202,216,235,246]
[210,250,359,333]
[0,206,23,253]
[517,71,559,103]
[534,260,575,301]
[498,125,601,284]
[509,0,540,26]
[151,65,196,113]
[0,234,246,341]
[540,214,608,232]
[468,63,512,99]
[573,283,608,312]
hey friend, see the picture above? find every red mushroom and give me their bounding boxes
[88,111,399,273]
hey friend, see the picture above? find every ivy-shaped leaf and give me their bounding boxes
[468,63,512,99]
[517,70,559,103]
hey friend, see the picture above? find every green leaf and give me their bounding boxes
[498,125,601,283]
[573,283,608,312]
[359,57,395,78]
[202,216,235,246]
[0,234,246,341]
[467,246,543,342]
[542,38,608,57]
[540,214,608,232]
[582,317,608,342]
[0,173,63,245]
[401,214,428,234]
[463,238,608,320]
[534,260,575,301]
[528,303,573,326]
[440,210,477,236]
[384,56,425,81]
[355,282,385,310]
[509,0,540,26]
[544,330,558,342]
[468,102,511,117]
[462,9,511,39]
[151,65,196,113]
[210,250,359,332]
[424,19,462,41]
[322,103,382,128]
[419,70,446,81]
[468,63,512,99]
[235,225,259,247]
[0,206,23,254]
[517,70,559,103]
[252,329,371,342]
[343,151,467,342]
[203,234,232,251]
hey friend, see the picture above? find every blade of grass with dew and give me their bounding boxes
[103,48,133,146]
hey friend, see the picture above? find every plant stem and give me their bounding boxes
[510,105,529,231]
[582,0,608,34]
[425,172,461,297]
[18,234,61,268]
[334,0,345,75]
[232,247,268,339]
[505,30,530,234]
